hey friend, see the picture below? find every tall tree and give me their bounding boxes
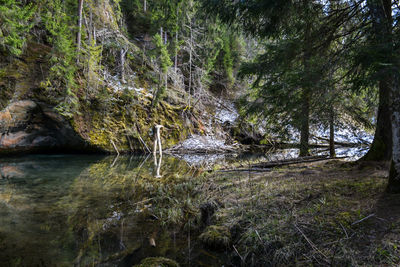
[359,0,393,161]
[203,0,329,156]
[77,0,84,57]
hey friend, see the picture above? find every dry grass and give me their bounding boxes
[199,160,400,266]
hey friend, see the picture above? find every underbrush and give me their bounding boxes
[199,160,400,266]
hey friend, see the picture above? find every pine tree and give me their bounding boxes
[0,0,36,56]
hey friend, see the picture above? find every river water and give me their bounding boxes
[0,147,367,266]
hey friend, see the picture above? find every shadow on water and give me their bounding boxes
[0,147,367,266]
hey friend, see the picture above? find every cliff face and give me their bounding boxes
[0,100,94,154]
[0,0,238,154]
[0,41,194,153]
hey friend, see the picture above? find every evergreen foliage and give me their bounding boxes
[0,0,36,56]
[41,0,79,118]
[152,33,173,106]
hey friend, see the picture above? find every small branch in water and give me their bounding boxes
[135,125,151,153]
[110,140,120,156]
[111,155,119,168]
[153,125,163,155]
[138,133,151,153]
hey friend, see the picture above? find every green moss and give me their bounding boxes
[133,257,179,267]
[199,225,231,249]
[76,94,191,153]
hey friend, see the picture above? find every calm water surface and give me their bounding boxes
[0,154,208,266]
[0,148,366,266]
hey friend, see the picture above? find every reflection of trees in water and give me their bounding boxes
[62,155,200,265]
[0,155,201,266]
[0,156,93,266]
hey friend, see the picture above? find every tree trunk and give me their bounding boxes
[188,21,193,107]
[299,0,311,157]
[76,0,84,59]
[388,75,400,192]
[299,88,310,157]
[120,48,127,83]
[363,0,393,161]
[329,109,335,157]
[175,31,178,74]
[369,0,400,192]
[362,80,392,160]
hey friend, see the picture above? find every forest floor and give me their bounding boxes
[200,159,400,266]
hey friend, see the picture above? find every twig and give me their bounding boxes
[294,224,329,260]
[255,230,263,242]
[339,222,349,238]
[136,125,151,153]
[232,245,244,262]
[351,213,375,225]
[130,198,153,207]
[217,168,271,173]
[111,155,119,168]
[110,139,120,156]
[138,134,151,153]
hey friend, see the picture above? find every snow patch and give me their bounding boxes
[215,102,239,124]
[103,71,153,97]
[169,134,235,153]
[311,125,373,145]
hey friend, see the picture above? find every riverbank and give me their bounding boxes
[0,154,397,266]
[199,159,400,266]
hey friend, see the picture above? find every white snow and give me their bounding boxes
[215,102,239,124]
[311,125,373,145]
[102,70,153,97]
[178,134,231,151]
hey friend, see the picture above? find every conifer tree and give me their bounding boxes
[0,0,36,56]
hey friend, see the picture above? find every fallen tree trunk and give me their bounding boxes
[217,155,348,172]
[311,135,370,147]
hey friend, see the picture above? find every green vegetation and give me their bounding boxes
[0,0,35,56]
[134,257,180,267]
[0,0,247,152]
[199,225,231,249]
[199,160,398,266]
[1,0,400,265]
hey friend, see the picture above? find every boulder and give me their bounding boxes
[0,100,96,154]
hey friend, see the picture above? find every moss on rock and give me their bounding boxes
[133,257,179,267]
[199,225,231,249]
[73,94,192,153]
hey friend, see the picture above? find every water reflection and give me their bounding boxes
[0,155,212,266]
[153,153,162,178]
[0,148,367,266]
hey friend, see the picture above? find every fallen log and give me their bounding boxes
[217,156,348,172]
[217,168,272,172]
[311,135,370,147]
